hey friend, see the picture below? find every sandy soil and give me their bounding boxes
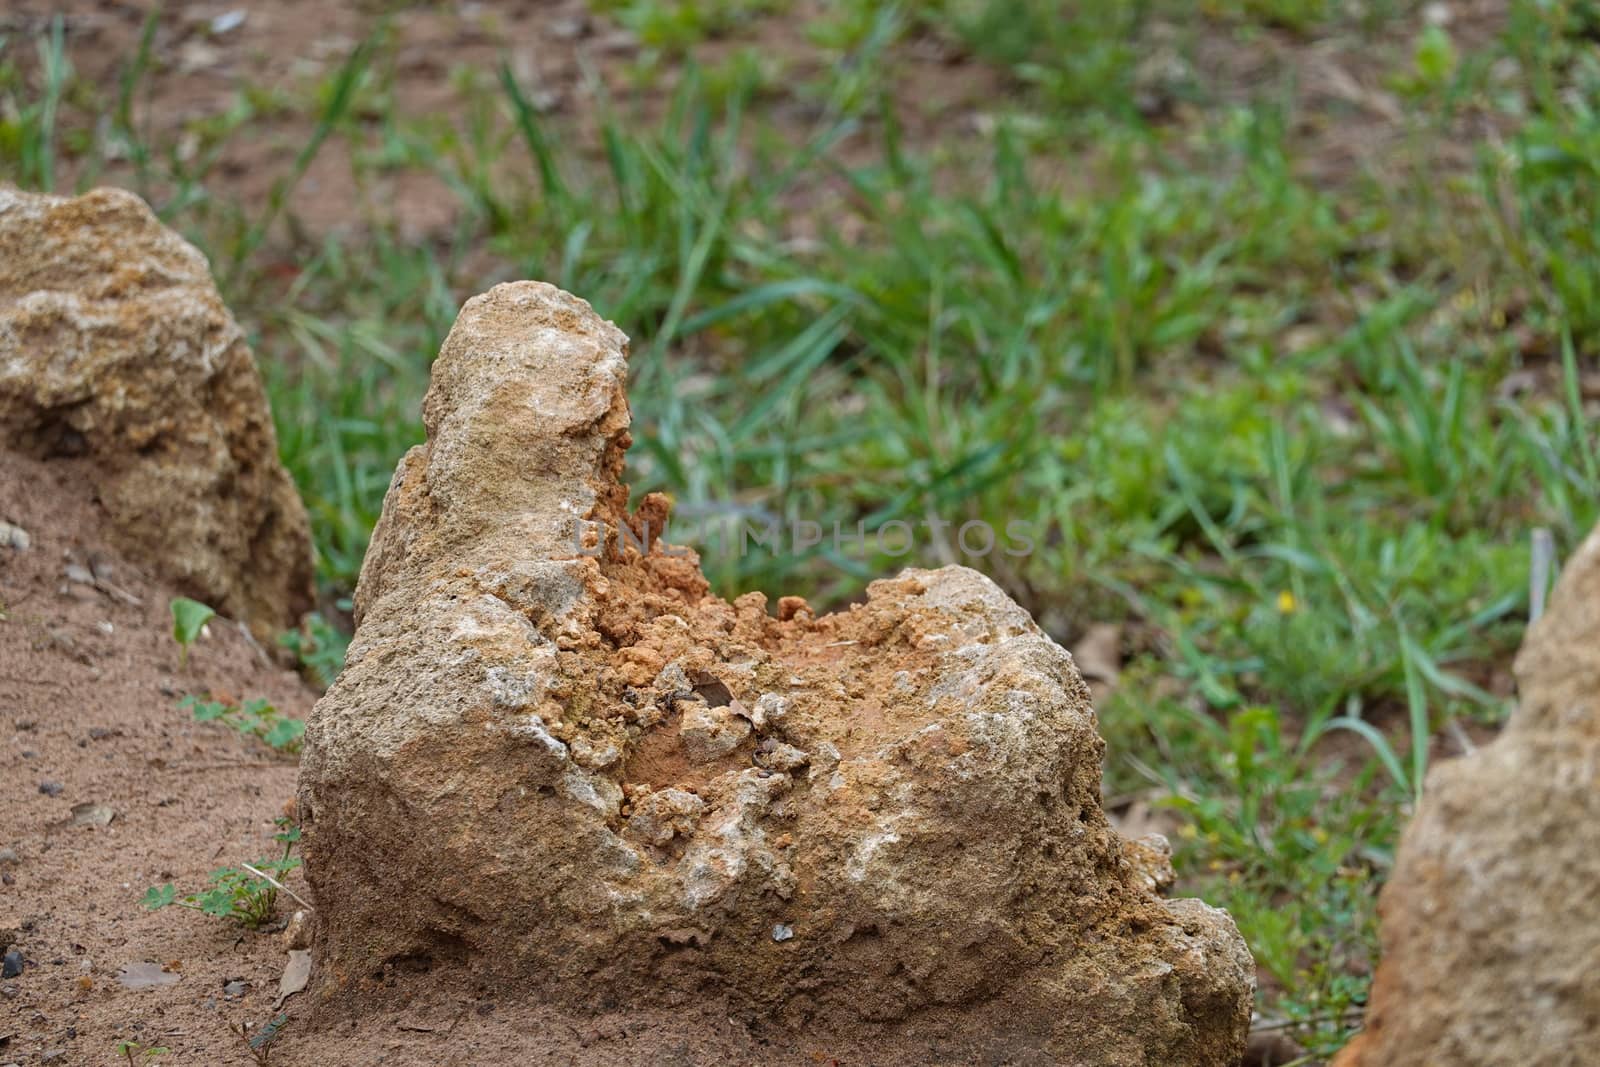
[0,452,315,1066]
[0,453,978,1066]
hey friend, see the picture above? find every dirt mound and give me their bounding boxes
[1335,522,1600,1066]
[0,450,316,1064]
[295,281,1254,1065]
[0,186,314,637]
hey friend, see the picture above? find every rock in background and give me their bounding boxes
[1335,523,1600,1066]
[0,186,313,636]
[298,280,1254,1065]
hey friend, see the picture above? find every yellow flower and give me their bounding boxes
[1277,590,1297,614]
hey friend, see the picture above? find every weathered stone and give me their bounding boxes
[0,187,313,635]
[299,281,1253,1064]
[1336,523,1600,1066]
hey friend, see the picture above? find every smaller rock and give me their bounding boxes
[222,979,247,998]
[37,782,63,798]
[63,564,95,585]
[0,521,28,551]
[754,738,809,772]
[749,693,789,729]
[679,700,750,763]
[0,848,18,867]
[626,788,705,847]
[210,9,247,34]
[771,924,794,943]
[65,803,114,828]
[40,1051,65,1064]
[1,951,21,978]
[282,910,312,950]
[1123,833,1177,896]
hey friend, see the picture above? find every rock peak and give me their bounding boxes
[354,281,634,623]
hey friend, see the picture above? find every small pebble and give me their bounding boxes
[223,979,247,997]
[38,781,63,798]
[771,924,794,943]
[283,909,312,950]
[0,520,28,550]
[2,950,23,978]
[0,848,18,866]
[211,9,247,34]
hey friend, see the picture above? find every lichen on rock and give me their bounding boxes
[298,280,1253,1064]
[0,186,313,636]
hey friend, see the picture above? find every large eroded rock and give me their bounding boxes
[298,281,1253,1064]
[0,186,313,635]
[1335,523,1600,1066]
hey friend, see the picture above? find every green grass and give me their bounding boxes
[4,1,1599,1057]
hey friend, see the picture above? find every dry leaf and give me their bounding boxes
[274,949,312,1008]
[116,961,180,990]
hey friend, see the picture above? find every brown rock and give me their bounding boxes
[0,186,313,636]
[299,281,1253,1064]
[1336,523,1600,1066]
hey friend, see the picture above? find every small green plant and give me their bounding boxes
[181,694,306,754]
[169,597,216,670]
[236,1013,289,1065]
[1398,24,1460,95]
[277,610,350,690]
[143,819,302,930]
[116,1040,170,1065]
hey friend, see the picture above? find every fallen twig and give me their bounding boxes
[1529,527,1554,624]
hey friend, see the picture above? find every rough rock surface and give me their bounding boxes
[1335,522,1600,1067]
[298,281,1254,1065]
[0,186,313,635]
